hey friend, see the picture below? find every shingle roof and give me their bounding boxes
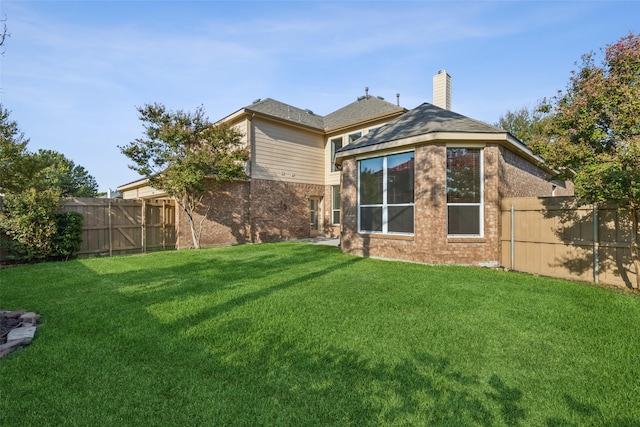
[323,96,405,129]
[243,96,405,131]
[339,102,506,152]
[245,98,325,129]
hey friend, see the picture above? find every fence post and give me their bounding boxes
[162,199,166,250]
[141,199,146,253]
[510,204,515,270]
[108,200,113,257]
[593,204,599,285]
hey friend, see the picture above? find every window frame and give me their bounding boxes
[357,151,415,235]
[331,185,341,225]
[330,137,343,172]
[348,132,362,144]
[445,147,484,238]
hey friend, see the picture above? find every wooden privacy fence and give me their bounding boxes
[501,197,639,289]
[64,198,176,257]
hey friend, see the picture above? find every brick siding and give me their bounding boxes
[176,180,250,249]
[340,143,572,266]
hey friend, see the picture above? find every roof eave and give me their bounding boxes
[324,109,406,135]
[117,177,151,192]
[334,131,551,171]
[245,109,326,134]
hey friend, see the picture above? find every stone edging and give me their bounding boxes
[0,310,40,359]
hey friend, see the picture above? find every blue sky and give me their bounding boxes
[1,1,639,193]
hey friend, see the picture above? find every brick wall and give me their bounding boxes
[177,178,339,248]
[176,180,250,249]
[250,179,326,242]
[499,147,573,197]
[341,143,563,267]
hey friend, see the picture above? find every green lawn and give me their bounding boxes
[1,243,639,426]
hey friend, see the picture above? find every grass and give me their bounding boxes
[1,242,639,426]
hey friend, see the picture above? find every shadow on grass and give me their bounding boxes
[154,319,526,426]
[3,243,634,425]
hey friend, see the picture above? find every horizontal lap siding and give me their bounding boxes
[252,119,324,184]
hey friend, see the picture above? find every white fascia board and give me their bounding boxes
[334,132,506,164]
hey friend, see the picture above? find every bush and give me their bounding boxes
[0,188,63,262]
[52,211,83,260]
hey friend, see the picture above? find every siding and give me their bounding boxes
[252,118,325,184]
[121,186,167,200]
[324,120,396,186]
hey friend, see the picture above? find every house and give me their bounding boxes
[335,71,572,266]
[118,88,406,248]
[118,70,572,266]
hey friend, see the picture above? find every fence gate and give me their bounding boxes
[64,198,176,257]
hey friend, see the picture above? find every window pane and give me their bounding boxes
[331,138,342,172]
[388,205,414,233]
[447,205,480,235]
[332,185,340,207]
[447,148,481,204]
[332,185,340,225]
[387,152,414,204]
[359,157,383,204]
[349,132,362,144]
[360,207,382,232]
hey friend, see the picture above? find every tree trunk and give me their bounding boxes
[632,206,640,289]
[175,196,201,249]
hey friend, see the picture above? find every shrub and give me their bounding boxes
[0,188,63,262]
[52,211,83,260]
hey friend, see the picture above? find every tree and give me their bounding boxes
[119,103,249,249]
[33,149,99,197]
[530,33,640,288]
[0,15,9,53]
[0,107,94,262]
[0,105,34,193]
[494,100,551,145]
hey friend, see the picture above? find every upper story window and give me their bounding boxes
[358,152,414,234]
[330,137,343,172]
[446,148,483,237]
[348,132,362,144]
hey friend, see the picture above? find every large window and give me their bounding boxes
[330,137,342,172]
[359,152,414,234]
[446,148,483,236]
[331,185,340,225]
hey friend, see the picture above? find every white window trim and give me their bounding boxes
[358,152,415,235]
[330,137,343,172]
[331,185,340,225]
[446,148,484,238]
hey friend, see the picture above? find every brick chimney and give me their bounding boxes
[433,69,451,110]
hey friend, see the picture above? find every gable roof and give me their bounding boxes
[242,96,405,132]
[339,102,506,153]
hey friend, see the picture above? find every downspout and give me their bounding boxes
[248,113,255,243]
